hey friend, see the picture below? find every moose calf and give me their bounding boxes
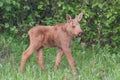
[20,12,83,73]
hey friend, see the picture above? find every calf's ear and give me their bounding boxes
[66,14,72,22]
[75,12,83,22]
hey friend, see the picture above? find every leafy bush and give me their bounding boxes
[0,0,120,46]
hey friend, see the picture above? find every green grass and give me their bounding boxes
[0,34,120,80]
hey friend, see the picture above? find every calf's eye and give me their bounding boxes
[72,26,75,28]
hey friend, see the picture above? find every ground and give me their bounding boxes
[0,34,120,80]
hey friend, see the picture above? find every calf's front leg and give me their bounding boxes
[62,47,77,72]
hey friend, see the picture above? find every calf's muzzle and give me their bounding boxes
[78,30,84,36]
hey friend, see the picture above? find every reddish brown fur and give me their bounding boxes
[20,12,83,73]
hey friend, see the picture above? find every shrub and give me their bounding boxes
[0,0,120,46]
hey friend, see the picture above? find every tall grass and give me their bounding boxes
[0,34,120,80]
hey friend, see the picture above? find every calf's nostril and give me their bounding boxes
[79,31,84,35]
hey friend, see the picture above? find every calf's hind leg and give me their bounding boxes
[20,45,36,73]
[36,48,45,70]
[54,49,63,72]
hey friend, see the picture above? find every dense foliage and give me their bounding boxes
[0,0,120,46]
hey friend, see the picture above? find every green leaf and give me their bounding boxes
[106,12,112,18]
[5,23,9,28]
[6,0,11,4]
[57,1,64,7]
[35,11,40,17]
[0,2,3,7]
[37,5,43,9]
[98,3,104,9]
[23,6,30,10]
[5,6,11,11]
[92,2,98,8]
[12,1,16,5]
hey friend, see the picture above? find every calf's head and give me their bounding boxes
[66,12,83,37]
